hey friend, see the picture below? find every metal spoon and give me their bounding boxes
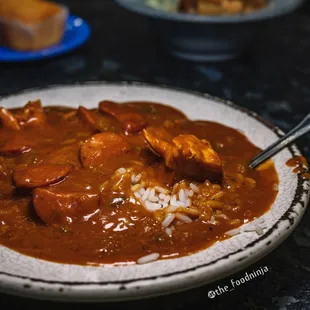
[249,113,310,169]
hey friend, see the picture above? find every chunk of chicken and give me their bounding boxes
[0,107,20,131]
[15,100,46,127]
[143,128,223,182]
[0,100,46,131]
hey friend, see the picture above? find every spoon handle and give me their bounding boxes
[249,113,310,169]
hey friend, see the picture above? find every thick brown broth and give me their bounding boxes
[0,101,279,265]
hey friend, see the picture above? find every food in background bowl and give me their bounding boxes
[0,0,68,51]
[117,0,303,62]
[146,0,179,12]
[146,0,267,15]
[179,0,267,15]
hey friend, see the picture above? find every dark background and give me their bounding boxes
[1,0,310,309]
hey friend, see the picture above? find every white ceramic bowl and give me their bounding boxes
[0,82,309,302]
[115,0,305,62]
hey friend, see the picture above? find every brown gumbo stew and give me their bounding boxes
[0,100,278,265]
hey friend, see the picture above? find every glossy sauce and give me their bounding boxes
[286,156,310,180]
[0,102,279,265]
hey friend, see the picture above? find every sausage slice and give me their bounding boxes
[14,164,72,188]
[77,106,98,132]
[117,113,147,134]
[0,136,32,156]
[80,132,130,168]
[33,188,100,225]
[99,101,147,134]
[42,143,81,167]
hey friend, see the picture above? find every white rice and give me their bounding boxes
[142,188,151,201]
[165,205,178,213]
[175,212,192,223]
[137,253,160,264]
[144,201,161,212]
[170,195,178,207]
[226,218,267,237]
[149,195,159,202]
[179,189,186,204]
[162,213,175,228]
[124,169,268,240]
[186,198,191,207]
[164,195,171,203]
[254,224,264,235]
[190,183,199,193]
[165,227,173,237]
[209,220,220,225]
[134,192,141,199]
[162,202,168,208]
[159,193,166,200]
[226,228,241,236]
[177,201,186,207]
[131,174,136,183]
[116,167,126,175]
[135,174,142,183]
[149,188,156,200]
[188,190,194,197]
[155,186,169,194]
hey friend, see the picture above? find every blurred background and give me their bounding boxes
[1,0,310,309]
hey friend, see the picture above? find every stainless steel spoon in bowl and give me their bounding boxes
[249,113,310,169]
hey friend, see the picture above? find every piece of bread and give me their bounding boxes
[0,0,68,51]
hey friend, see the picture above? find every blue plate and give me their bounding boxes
[0,15,91,62]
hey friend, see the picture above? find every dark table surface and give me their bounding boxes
[1,0,310,309]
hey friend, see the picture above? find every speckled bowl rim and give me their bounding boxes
[0,81,309,302]
[115,0,305,23]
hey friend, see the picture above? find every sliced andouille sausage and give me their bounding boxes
[13,164,72,188]
[80,132,130,168]
[42,143,81,167]
[117,113,147,134]
[0,157,14,178]
[0,107,20,131]
[99,101,147,134]
[0,180,15,197]
[33,188,100,225]
[0,136,32,156]
[77,106,98,132]
[98,100,121,117]
[15,100,46,127]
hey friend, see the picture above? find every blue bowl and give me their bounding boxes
[0,15,91,62]
[115,0,304,62]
